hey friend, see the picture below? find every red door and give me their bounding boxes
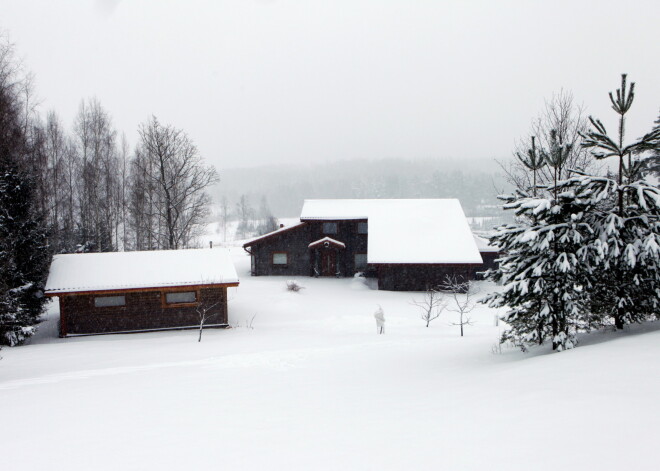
[321,250,336,276]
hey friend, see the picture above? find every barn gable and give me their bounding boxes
[245,199,493,290]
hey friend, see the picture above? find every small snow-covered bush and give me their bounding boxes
[286,280,305,292]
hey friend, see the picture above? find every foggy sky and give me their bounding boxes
[2,0,659,170]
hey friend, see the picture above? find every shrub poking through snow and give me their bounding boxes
[286,280,305,292]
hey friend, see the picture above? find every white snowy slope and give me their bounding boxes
[301,199,483,264]
[2,247,659,471]
[45,248,239,294]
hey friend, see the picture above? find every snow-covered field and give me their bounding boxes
[1,247,660,470]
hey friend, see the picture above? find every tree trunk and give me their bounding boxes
[615,306,625,330]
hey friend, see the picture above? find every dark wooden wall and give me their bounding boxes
[247,220,500,290]
[248,220,368,277]
[375,264,480,291]
[58,286,228,336]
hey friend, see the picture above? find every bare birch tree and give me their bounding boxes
[73,98,119,252]
[135,116,218,249]
[499,90,595,193]
[196,299,220,342]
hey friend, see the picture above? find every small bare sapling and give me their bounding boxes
[411,288,447,327]
[286,280,305,292]
[196,300,221,342]
[374,305,386,334]
[443,276,477,337]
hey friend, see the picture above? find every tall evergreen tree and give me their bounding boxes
[0,39,51,346]
[486,74,660,350]
[579,74,660,329]
[483,189,593,351]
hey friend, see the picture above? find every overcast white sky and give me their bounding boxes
[2,0,659,170]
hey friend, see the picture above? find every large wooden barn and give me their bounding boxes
[243,199,497,291]
[45,248,239,337]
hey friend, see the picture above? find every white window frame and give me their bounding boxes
[272,252,288,265]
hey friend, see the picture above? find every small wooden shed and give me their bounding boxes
[44,248,239,337]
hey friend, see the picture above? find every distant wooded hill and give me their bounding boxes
[213,158,511,219]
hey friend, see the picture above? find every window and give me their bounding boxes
[165,291,197,304]
[357,222,368,234]
[355,253,368,271]
[273,252,288,265]
[94,295,126,307]
[322,222,337,234]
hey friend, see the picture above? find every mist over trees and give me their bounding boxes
[214,158,510,220]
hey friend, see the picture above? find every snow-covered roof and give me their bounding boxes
[308,237,346,249]
[45,248,239,295]
[473,234,499,253]
[302,199,483,264]
[301,200,373,220]
[243,221,307,246]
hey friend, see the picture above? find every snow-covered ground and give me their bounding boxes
[1,247,660,470]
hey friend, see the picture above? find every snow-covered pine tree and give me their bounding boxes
[485,74,660,351]
[483,178,593,351]
[578,74,660,329]
[516,136,545,197]
[0,40,51,346]
[485,126,590,351]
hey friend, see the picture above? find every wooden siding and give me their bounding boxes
[58,286,228,337]
[375,264,480,291]
[245,219,500,290]
[246,220,368,277]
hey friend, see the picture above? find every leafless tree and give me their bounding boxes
[115,133,131,250]
[411,288,447,327]
[135,116,219,249]
[442,276,477,337]
[217,195,232,242]
[235,194,254,239]
[195,299,220,342]
[73,98,119,252]
[499,90,596,194]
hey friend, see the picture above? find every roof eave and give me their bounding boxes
[45,281,240,297]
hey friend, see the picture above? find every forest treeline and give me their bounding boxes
[30,102,218,253]
[215,158,510,221]
[19,82,217,253]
